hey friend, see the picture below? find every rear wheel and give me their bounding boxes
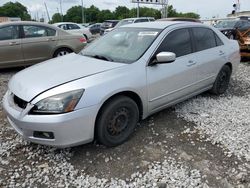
[210,65,232,95]
[96,96,139,147]
[53,48,72,57]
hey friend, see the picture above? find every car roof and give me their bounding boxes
[0,21,59,29]
[103,20,119,22]
[158,17,201,23]
[53,22,79,25]
[121,21,203,29]
[123,17,154,21]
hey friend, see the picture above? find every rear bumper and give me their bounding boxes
[3,92,99,148]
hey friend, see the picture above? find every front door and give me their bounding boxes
[147,28,198,113]
[0,25,23,67]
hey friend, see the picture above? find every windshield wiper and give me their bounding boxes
[85,54,114,62]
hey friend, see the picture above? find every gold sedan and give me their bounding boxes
[0,21,87,69]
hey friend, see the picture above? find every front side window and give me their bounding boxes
[192,28,217,52]
[215,33,224,46]
[0,26,19,41]
[81,28,160,64]
[23,25,56,38]
[156,29,192,57]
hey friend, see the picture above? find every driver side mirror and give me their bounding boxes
[149,52,176,66]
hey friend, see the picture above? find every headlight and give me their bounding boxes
[30,89,84,114]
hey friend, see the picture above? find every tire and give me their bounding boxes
[210,65,232,95]
[53,48,72,58]
[96,96,139,147]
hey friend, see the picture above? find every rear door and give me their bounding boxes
[147,28,198,112]
[191,27,226,88]
[0,25,23,67]
[21,25,58,64]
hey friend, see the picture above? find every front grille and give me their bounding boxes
[13,95,28,109]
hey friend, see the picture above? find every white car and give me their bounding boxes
[103,17,155,35]
[3,22,240,148]
[53,22,93,42]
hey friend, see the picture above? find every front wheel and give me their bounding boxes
[96,96,139,147]
[210,65,232,95]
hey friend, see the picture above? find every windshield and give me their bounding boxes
[115,19,135,28]
[214,20,237,28]
[81,28,160,64]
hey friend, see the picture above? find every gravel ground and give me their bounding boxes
[0,63,250,187]
[176,64,250,161]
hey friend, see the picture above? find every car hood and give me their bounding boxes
[217,27,234,31]
[8,53,125,102]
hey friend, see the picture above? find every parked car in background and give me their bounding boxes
[100,20,119,35]
[0,21,87,69]
[81,23,91,27]
[53,22,93,42]
[158,17,201,23]
[103,17,155,35]
[88,23,101,34]
[3,21,240,148]
[214,19,250,39]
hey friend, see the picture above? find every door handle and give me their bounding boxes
[9,41,19,46]
[187,60,196,67]
[219,50,225,56]
[46,38,56,41]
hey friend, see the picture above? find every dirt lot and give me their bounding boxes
[0,63,250,187]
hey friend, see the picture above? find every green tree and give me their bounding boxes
[181,12,200,19]
[51,13,62,23]
[138,7,161,19]
[64,6,82,23]
[85,5,100,23]
[166,5,200,19]
[0,2,31,20]
[114,6,129,20]
[97,10,114,22]
[167,5,179,17]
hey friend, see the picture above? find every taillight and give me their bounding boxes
[79,37,87,43]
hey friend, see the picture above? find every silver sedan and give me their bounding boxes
[3,21,240,148]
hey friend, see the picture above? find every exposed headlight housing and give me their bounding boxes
[30,89,84,114]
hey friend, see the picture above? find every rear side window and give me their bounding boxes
[0,26,19,40]
[215,33,223,46]
[58,24,67,30]
[67,24,80,30]
[157,29,192,57]
[23,25,56,38]
[192,28,217,51]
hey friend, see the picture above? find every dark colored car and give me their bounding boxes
[100,20,119,36]
[88,23,101,34]
[214,19,250,39]
[158,17,201,23]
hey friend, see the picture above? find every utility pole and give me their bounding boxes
[137,2,140,18]
[44,2,51,22]
[81,0,84,23]
[60,0,63,22]
[161,0,168,18]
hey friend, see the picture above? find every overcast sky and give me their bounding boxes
[0,0,250,21]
